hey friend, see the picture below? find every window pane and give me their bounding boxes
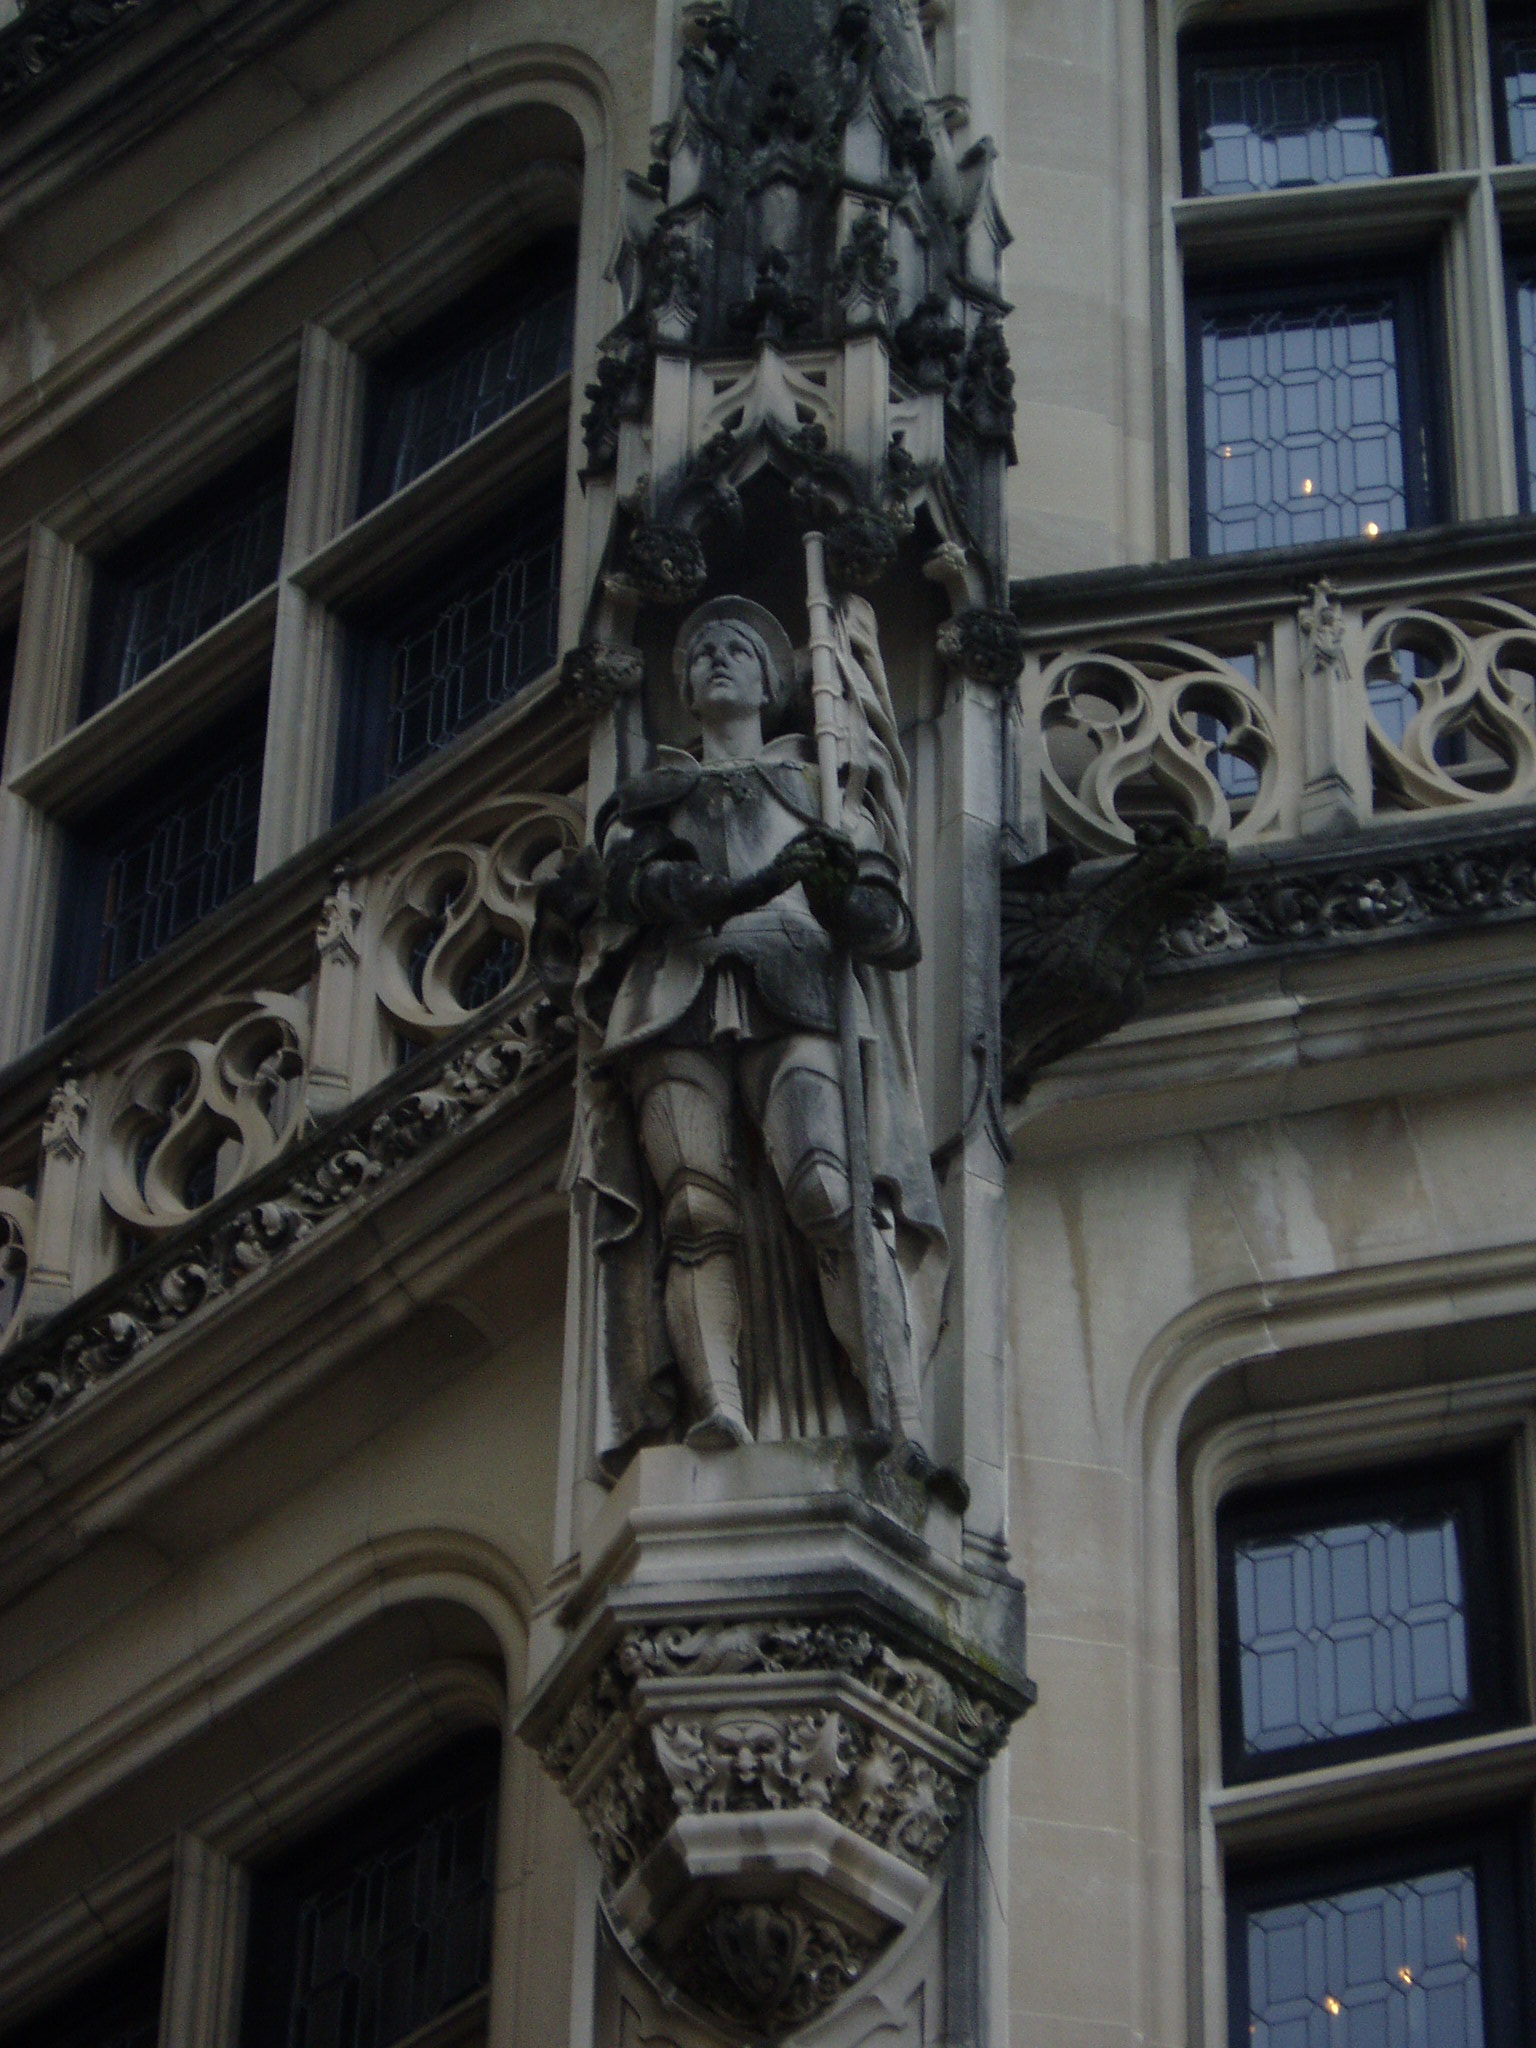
[1189,57,1396,195]
[363,241,576,510]
[1241,1867,1485,2048]
[1234,1510,1470,1759]
[86,455,287,710]
[245,1737,498,2048]
[1196,297,1409,556]
[1497,24,1536,161]
[1509,266,1536,510]
[384,484,562,782]
[93,707,266,991]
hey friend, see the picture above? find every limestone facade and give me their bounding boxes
[0,5,1533,2048]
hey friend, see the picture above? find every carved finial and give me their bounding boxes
[316,867,362,965]
[41,1069,88,1162]
[1300,578,1348,682]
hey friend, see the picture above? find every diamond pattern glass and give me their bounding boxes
[1199,299,1407,556]
[1190,58,1395,195]
[385,486,562,781]
[1498,29,1536,161]
[283,1772,495,2048]
[1234,1509,1470,1759]
[1242,1867,1484,2048]
[89,470,286,706]
[379,284,575,501]
[96,716,265,990]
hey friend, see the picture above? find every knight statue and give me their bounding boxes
[535,588,947,1467]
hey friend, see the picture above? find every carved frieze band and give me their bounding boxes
[0,988,573,1446]
[0,0,163,108]
[1156,817,1536,965]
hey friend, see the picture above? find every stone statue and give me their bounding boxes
[537,593,946,1466]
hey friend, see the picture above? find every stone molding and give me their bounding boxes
[0,983,573,1447]
[1154,810,1536,968]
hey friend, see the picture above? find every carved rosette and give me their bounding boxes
[526,1609,1015,2034]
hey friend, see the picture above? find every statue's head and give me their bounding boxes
[674,598,795,723]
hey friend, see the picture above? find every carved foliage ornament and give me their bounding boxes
[102,996,308,1236]
[0,1188,34,1347]
[0,988,573,1445]
[1040,636,1281,854]
[377,797,583,1045]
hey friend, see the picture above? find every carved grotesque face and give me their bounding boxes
[684,621,771,719]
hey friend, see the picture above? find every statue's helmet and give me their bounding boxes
[674,596,796,714]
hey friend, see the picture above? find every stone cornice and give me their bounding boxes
[0,0,166,114]
[0,980,575,1451]
[1153,809,1536,971]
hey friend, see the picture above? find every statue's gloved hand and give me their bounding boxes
[774,830,920,968]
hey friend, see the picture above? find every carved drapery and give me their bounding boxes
[1038,638,1281,854]
[375,796,583,1045]
[100,995,309,1236]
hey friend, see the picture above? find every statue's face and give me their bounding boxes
[685,622,770,719]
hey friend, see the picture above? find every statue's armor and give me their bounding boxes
[594,744,887,1057]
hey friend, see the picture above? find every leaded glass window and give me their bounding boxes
[0,623,16,765]
[0,1943,163,2048]
[243,1733,498,2048]
[336,484,562,815]
[1507,262,1536,509]
[50,704,266,1022]
[1189,279,1439,558]
[1218,1460,1518,1784]
[1187,57,1396,196]
[1495,12,1536,161]
[83,445,287,714]
[361,237,576,510]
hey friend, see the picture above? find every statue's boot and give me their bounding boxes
[665,1243,751,1449]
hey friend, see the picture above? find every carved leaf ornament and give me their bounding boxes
[1040,636,1280,854]
[1363,596,1536,810]
[102,997,308,1235]
[377,797,583,1044]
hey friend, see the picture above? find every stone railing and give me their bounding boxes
[1013,524,1536,859]
[0,790,583,1349]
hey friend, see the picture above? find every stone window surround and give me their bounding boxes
[1184,1371,1536,2048]
[0,1651,508,2048]
[0,159,584,1069]
[1157,0,1536,559]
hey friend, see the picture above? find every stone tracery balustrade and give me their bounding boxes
[0,791,583,1334]
[1014,540,1536,858]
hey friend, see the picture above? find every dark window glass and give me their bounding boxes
[360,237,576,511]
[1227,1825,1531,2048]
[1494,11,1536,162]
[1218,1457,1520,1784]
[1506,258,1536,511]
[1180,21,1421,197]
[0,1942,164,2048]
[243,1733,498,2048]
[82,444,288,715]
[334,482,562,816]
[1188,273,1441,558]
[49,703,266,1023]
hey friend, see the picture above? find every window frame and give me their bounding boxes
[1224,1811,1533,2048]
[1183,260,1448,559]
[1216,1449,1524,1785]
[1177,12,1431,202]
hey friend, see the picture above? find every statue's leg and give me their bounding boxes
[630,1046,751,1449]
[741,1036,925,1443]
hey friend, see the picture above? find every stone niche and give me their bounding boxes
[517,1445,1030,2040]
